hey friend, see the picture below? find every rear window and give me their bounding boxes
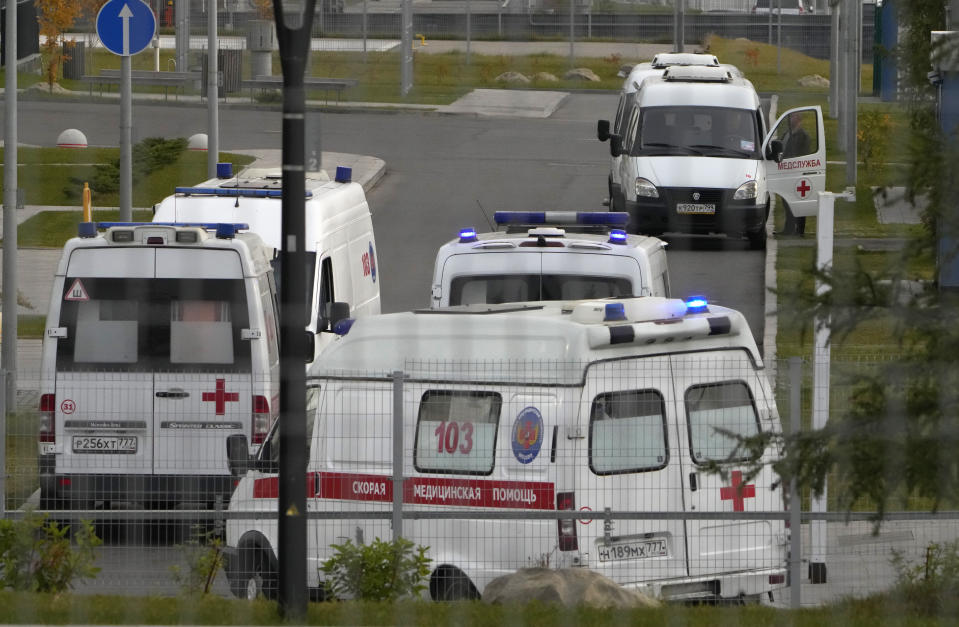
[55,277,251,372]
[686,381,761,464]
[414,391,501,475]
[589,389,668,475]
[450,274,632,305]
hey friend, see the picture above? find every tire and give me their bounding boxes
[231,547,277,600]
[747,228,767,251]
[431,568,479,601]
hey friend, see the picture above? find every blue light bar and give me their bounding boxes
[459,228,478,243]
[604,303,626,322]
[96,222,250,231]
[174,186,313,199]
[608,229,628,244]
[77,222,97,238]
[493,211,629,227]
[685,296,709,314]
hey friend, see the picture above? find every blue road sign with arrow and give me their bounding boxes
[97,0,157,56]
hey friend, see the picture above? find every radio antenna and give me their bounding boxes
[475,199,494,231]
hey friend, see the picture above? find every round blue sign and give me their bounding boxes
[511,407,544,464]
[97,0,157,57]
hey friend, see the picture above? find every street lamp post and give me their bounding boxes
[272,0,316,619]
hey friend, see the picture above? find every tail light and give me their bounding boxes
[556,491,578,551]
[39,394,56,443]
[252,395,270,445]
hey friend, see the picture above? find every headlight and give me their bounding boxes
[634,177,659,198]
[733,180,758,200]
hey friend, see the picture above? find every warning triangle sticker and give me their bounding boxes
[65,278,90,302]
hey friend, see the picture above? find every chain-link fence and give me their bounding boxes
[2,355,957,606]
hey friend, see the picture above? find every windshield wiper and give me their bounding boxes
[639,143,705,156]
[688,144,753,158]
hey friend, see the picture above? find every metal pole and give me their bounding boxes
[273,0,316,618]
[789,357,802,608]
[466,0,471,66]
[0,368,5,517]
[676,0,684,53]
[207,0,219,179]
[120,55,133,221]
[362,0,367,59]
[829,1,839,119]
[844,0,859,186]
[3,0,19,418]
[767,0,772,44]
[175,0,189,74]
[776,0,782,74]
[569,0,574,68]
[401,0,412,95]
[391,371,404,541]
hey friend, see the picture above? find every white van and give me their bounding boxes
[430,211,670,307]
[601,54,742,206]
[38,222,280,510]
[224,296,787,603]
[152,166,380,366]
[597,65,826,249]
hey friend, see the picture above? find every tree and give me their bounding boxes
[36,0,104,88]
[762,0,959,520]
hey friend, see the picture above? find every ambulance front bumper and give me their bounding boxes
[625,190,766,237]
[39,466,236,509]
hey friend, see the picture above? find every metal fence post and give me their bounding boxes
[0,368,6,519]
[789,357,802,608]
[392,370,405,541]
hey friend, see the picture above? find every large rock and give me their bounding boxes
[482,567,660,609]
[495,71,530,85]
[564,68,601,82]
[798,74,830,88]
[531,72,559,83]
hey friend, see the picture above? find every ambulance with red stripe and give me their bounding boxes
[37,222,280,511]
[223,296,788,603]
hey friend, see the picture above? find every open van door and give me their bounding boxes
[763,106,826,218]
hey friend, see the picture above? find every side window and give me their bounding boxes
[772,110,819,158]
[317,256,334,326]
[257,273,279,366]
[589,389,668,475]
[685,381,760,464]
[623,107,640,153]
[414,390,501,475]
[613,96,629,136]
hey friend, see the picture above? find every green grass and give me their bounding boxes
[0,590,955,625]
[15,208,155,247]
[5,411,39,508]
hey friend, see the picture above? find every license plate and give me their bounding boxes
[676,203,716,215]
[598,538,669,562]
[72,436,138,454]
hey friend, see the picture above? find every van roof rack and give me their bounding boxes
[651,53,720,69]
[662,66,733,83]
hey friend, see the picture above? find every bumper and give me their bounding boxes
[625,190,767,237]
[39,463,236,509]
[627,567,788,602]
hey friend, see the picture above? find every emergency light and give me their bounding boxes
[608,229,628,245]
[459,228,478,243]
[494,211,629,227]
[174,186,314,199]
[685,296,709,314]
[95,222,250,231]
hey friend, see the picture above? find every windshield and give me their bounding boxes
[450,274,633,305]
[631,106,761,159]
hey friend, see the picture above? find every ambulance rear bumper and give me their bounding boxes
[627,567,788,602]
[39,467,236,509]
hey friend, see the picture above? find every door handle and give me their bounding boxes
[689,472,698,492]
[156,389,189,399]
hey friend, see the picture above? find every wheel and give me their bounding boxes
[747,228,767,251]
[231,547,277,600]
[431,567,479,601]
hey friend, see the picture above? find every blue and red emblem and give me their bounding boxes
[511,407,544,464]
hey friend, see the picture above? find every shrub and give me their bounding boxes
[170,526,226,596]
[858,110,893,183]
[320,537,431,602]
[0,511,100,592]
[891,540,959,615]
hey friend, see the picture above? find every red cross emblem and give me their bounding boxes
[796,179,811,198]
[202,378,239,415]
[719,470,756,512]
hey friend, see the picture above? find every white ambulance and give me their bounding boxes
[224,296,787,603]
[598,65,827,249]
[431,211,670,307]
[152,165,380,366]
[37,222,280,510]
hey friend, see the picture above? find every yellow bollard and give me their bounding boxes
[82,182,92,222]
[413,34,426,49]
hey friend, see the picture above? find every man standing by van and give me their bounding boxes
[780,112,811,236]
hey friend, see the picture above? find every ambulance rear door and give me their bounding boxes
[152,248,253,483]
[578,358,688,583]
[438,251,542,306]
[668,350,785,579]
[539,250,642,299]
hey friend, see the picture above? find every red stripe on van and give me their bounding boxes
[252,474,320,499]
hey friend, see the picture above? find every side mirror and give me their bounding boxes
[304,331,316,363]
[610,135,623,157]
[597,119,611,142]
[318,301,351,332]
[767,139,784,163]
[226,434,251,478]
